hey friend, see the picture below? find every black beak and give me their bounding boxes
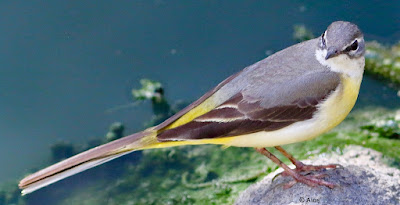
[325,48,339,60]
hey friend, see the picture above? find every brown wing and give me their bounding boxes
[157,93,322,140]
[157,71,340,141]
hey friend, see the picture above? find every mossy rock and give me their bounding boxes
[365,41,400,85]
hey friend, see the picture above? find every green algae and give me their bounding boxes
[106,122,125,142]
[360,115,400,139]
[131,79,164,103]
[365,41,400,86]
[293,24,315,43]
[131,78,180,127]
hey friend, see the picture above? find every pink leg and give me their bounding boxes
[274,146,341,171]
[255,148,336,189]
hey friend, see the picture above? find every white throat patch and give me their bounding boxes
[315,49,365,80]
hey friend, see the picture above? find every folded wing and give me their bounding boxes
[157,71,340,141]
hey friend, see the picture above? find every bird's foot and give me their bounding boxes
[293,160,342,172]
[255,147,339,189]
[282,171,336,189]
[279,162,340,189]
[280,161,341,178]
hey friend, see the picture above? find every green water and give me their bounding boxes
[0,0,399,201]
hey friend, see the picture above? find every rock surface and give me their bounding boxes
[235,146,400,205]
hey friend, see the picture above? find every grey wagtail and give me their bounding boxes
[19,21,365,194]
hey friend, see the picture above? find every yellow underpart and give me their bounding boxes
[224,73,362,147]
[320,73,360,130]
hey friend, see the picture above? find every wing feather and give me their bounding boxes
[157,71,340,141]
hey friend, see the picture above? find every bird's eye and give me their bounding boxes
[345,40,358,52]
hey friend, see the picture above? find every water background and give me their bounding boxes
[0,1,399,183]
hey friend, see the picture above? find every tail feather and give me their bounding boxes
[19,130,157,195]
[20,153,127,195]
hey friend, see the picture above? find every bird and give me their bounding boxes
[19,21,365,195]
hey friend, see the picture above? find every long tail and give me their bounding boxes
[19,129,161,195]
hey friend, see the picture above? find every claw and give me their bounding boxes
[272,172,283,182]
[283,180,297,189]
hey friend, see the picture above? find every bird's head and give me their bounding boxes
[315,21,365,79]
[319,21,365,61]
